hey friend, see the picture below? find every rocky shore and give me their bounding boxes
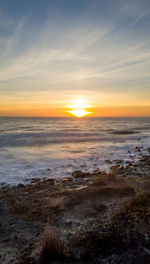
[0,148,150,264]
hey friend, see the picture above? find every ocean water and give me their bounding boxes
[0,117,150,186]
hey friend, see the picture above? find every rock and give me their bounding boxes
[128,161,133,166]
[70,184,81,189]
[144,234,149,241]
[62,178,69,182]
[98,259,108,264]
[72,170,90,178]
[72,170,82,177]
[115,159,123,164]
[31,177,41,183]
[75,178,84,184]
[105,159,112,163]
[110,165,119,171]
[17,183,24,188]
[0,182,10,188]
[66,177,74,182]
[135,146,141,152]
[65,219,72,225]
[22,192,29,196]
[43,178,55,184]
[88,181,94,185]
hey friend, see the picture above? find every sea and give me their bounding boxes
[0,117,150,186]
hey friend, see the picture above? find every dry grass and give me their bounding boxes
[92,171,119,186]
[92,173,109,186]
[70,223,123,260]
[48,197,64,210]
[5,192,65,222]
[2,173,136,226]
[112,191,150,225]
[8,198,29,214]
[71,193,150,260]
[2,172,147,225]
[40,226,65,263]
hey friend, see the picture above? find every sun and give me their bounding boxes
[69,109,91,117]
[67,98,93,117]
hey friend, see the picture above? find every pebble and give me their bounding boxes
[62,178,69,182]
[135,146,141,152]
[75,178,84,184]
[22,192,29,196]
[65,219,72,225]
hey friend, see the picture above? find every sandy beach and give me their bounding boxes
[0,147,150,263]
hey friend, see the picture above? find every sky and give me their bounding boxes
[0,0,150,116]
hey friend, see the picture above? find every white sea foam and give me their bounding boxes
[0,117,149,186]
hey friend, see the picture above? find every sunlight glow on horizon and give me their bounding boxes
[68,98,91,109]
[67,98,92,117]
[68,109,92,117]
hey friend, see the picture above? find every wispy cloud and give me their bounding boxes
[0,0,150,113]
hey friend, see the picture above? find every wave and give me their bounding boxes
[0,117,149,147]
[0,131,147,147]
[111,130,140,135]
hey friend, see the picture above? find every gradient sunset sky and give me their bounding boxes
[0,0,150,116]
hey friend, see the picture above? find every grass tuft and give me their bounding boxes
[40,226,65,263]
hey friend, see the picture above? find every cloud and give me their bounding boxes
[0,0,149,110]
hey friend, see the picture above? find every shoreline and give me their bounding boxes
[0,144,149,188]
[0,148,150,263]
[0,116,150,187]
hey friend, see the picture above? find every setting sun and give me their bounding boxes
[68,109,92,117]
[67,99,92,117]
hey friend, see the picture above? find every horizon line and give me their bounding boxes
[0,115,150,118]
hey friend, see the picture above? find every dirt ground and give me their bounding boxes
[0,149,150,263]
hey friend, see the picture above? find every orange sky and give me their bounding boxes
[0,106,149,117]
[0,91,150,117]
